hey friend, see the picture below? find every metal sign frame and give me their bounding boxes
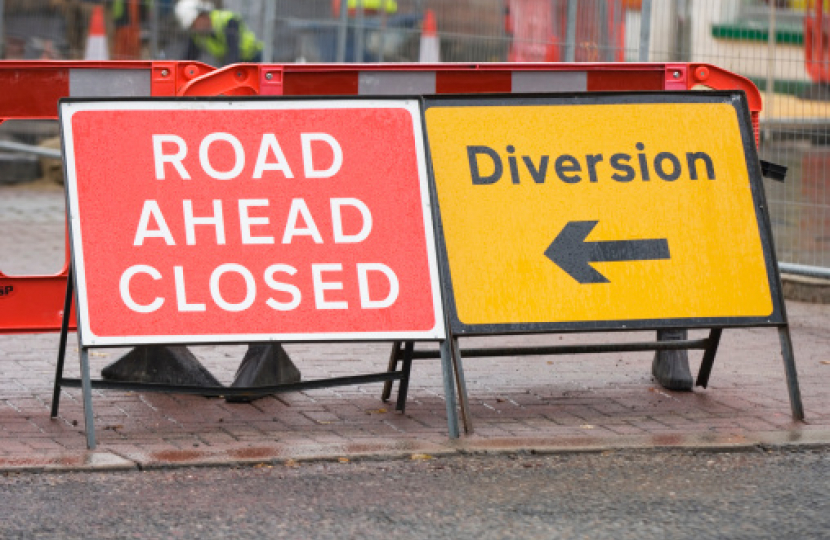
[423,91,786,335]
[60,97,445,346]
[406,90,802,426]
[54,96,459,449]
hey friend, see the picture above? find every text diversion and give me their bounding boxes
[466,143,716,185]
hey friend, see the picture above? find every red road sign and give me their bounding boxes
[60,98,444,346]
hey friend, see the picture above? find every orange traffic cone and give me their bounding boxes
[84,5,109,60]
[419,9,440,63]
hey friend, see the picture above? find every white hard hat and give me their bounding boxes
[175,0,214,30]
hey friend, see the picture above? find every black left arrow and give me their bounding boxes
[544,220,670,284]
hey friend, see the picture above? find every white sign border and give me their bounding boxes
[60,98,446,347]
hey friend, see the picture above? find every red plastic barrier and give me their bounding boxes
[0,61,213,333]
[175,62,761,143]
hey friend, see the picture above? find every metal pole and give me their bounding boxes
[355,1,365,62]
[675,0,692,62]
[336,0,349,62]
[149,0,159,59]
[765,2,776,129]
[0,140,61,159]
[394,341,414,412]
[0,0,5,59]
[778,326,805,421]
[638,0,651,62]
[693,328,723,389]
[598,0,609,61]
[80,348,97,449]
[564,0,578,62]
[778,261,830,279]
[451,338,473,434]
[440,339,460,438]
[51,268,75,418]
[381,341,402,401]
[262,0,276,63]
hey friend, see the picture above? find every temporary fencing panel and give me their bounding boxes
[5,2,827,272]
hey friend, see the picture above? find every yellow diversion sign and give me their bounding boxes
[424,92,783,333]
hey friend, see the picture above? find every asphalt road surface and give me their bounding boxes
[1,448,828,539]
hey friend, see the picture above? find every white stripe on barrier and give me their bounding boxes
[358,71,437,95]
[69,69,153,97]
[356,71,589,96]
[511,71,587,93]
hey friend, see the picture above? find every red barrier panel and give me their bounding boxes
[0,61,213,333]
[0,61,762,334]
[174,62,761,129]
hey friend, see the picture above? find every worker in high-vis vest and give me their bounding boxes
[175,0,263,65]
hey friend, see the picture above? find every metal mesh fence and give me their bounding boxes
[1,0,830,270]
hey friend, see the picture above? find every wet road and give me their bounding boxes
[1,448,828,539]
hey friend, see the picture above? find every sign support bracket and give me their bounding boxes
[694,328,723,388]
[440,339,460,438]
[50,267,98,449]
[403,337,715,360]
[777,325,805,421]
[398,328,802,425]
[451,337,473,434]
[53,347,421,449]
[50,266,75,419]
[394,341,415,413]
[79,347,97,449]
[381,341,402,402]
[50,269,424,449]
[383,338,472,436]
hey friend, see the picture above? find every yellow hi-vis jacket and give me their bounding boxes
[191,10,263,62]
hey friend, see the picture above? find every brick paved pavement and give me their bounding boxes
[2,181,830,471]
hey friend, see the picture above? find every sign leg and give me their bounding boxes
[51,269,74,418]
[79,348,97,450]
[382,340,402,402]
[395,341,414,413]
[451,338,473,434]
[778,326,805,421]
[695,328,723,389]
[439,339,460,438]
